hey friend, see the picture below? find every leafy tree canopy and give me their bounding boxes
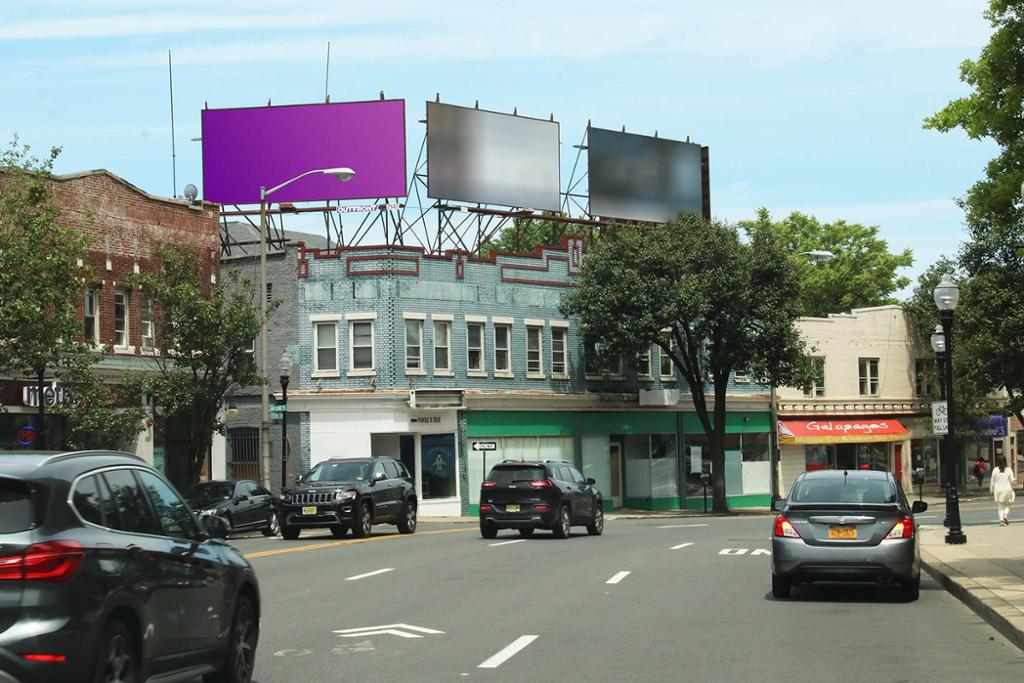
[481,215,581,257]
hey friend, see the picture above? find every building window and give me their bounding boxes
[114,289,129,347]
[551,327,567,376]
[433,320,451,372]
[350,320,374,370]
[659,334,674,378]
[494,323,511,374]
[314,322,338,373]
[637,349,652,378]
[585,342,623,378]
[265,283,273,304]
[467,322,485,373]
[141,298,155,349]
[84,288,99,344]
[526,325,543,376]
[914,358,934,397]
[734,369,750,383]
[858,358,879,396]
[405,319,423,371]
[610,353,624,377]
[585,341,599,376]
[804,357,825,397]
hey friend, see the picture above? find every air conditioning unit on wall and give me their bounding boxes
[639,389,680,407]
[408,388,465,410]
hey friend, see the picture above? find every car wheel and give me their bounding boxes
[552,505,571,539]
[221,514,233,540]
[261,511,280,537]
[204,594,258,683]
[92,621,138,683]
[480,520,499,539]
[352,502,373,538]
[902,575,921,601]
[771,574,791,599]
[281,525,300,540]
[397,499,417,534]
[517,528,535,538]
[330,524,349,538]
[587,502,604,536]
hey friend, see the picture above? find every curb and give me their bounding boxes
[920,554,1024,653]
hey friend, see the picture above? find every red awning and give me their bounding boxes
[778,419,910,445]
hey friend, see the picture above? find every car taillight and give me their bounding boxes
[534,504,551,511]
[480,504,493,512]
[886,516,914,539]
[529,480,554,489]
[0,541,83,582]
[22,654,67,663]
[774,515,800,539]
[482,481,497,488]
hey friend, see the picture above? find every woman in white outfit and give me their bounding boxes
[989,456,1016,526]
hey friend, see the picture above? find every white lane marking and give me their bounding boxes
[920,524,943,529]
[489,539,527,547]
[606,571,631,584]
[917,515,937,519]
[719,548,748,555]
[670,542,695,550]
[751,548,771,556]
[345,568,395,581]
[657,524,709,529]
[478,635,539,669]
[334,624,445,639]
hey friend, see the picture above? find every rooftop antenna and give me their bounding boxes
[167,50,177,198]
[324,42,331,102]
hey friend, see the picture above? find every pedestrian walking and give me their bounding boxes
[973,456,987,490]
[989,456,1015,526]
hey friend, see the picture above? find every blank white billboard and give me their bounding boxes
[588,128,703,223]
[427,102,561,212]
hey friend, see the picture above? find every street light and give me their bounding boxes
[279,354,293,491]
[258,167,355,490]
[933,273,966,544]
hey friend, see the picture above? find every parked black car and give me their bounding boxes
[0,450,260,683]
[186,479,279,538]
[479,460,604,539]
[278,457,417,539]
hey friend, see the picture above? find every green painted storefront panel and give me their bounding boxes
[465,411,574,437]
[622,496,682,510]
[682,411,771,434]
[578,412,676,435]
[683,493,772,510]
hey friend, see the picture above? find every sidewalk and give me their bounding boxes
[920,522,1024,652]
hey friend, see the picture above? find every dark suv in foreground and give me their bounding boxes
[279,457,417,539]
[479,460,604,539]
[0,450,260,683]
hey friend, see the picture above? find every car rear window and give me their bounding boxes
[487,466,547,485]
[0,478,35,533]
[790,477,897,505]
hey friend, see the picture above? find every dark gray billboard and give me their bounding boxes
[427,102,561,212]
[588,128,704,223]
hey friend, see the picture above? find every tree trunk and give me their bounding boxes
[36,368,47,450]
[710,385,730,513]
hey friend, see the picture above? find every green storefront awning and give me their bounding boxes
[466,411,574,437]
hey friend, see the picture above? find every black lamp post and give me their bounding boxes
[930,324,948,527]
[279,355,293,492]
[934,274,966,544]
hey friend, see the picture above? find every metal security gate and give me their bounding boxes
[227,428,260,482]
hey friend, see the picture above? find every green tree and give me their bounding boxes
[741,209,913,317]
[560,214,814,512]
[131,247,268,489]
[481,215,579,257]
[0,138,88,446]
[53,355,147,451]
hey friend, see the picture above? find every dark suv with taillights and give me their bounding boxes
[479,460,603,539]
[0,451,260,683]
[279,458,417,539]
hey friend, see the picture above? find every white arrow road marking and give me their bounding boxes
[489,539,527,547]
[606,571,631,584]
[345,568,395,581]
[657,524,709,529]
[719,548,748,555]
[751,548,772,556]
[334,624,445,639]
[478,635,538,669]
[670,542,695,550]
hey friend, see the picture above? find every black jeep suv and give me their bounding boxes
[479,460,604,539]
[279,457,417,539]
[0,450,260,683]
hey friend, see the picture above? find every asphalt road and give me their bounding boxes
[223,514,1024,683]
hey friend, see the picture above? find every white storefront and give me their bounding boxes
[290,393,462,517]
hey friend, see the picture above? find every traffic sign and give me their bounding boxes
[932,401,948,436]
[270,405,286,419]
[471,441,497,451]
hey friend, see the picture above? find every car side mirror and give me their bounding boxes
[912,500,928,514]
[773,499,787,512]
[200,514,230,540]
[235,494,248,503]
[373,472,387,483]
[585,477,596,486]
[294,475,304,485]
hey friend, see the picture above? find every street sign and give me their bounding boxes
[932,401,948,436]
[471,441,497,452]
[269,405,286,419]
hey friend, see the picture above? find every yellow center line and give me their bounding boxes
[243,527,474,559]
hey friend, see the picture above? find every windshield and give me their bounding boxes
[488,466,547,485]
[305,461,371,483]
[185,483,234,507]
[790,476,897,505]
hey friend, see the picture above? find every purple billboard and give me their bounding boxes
[201,100,407,205]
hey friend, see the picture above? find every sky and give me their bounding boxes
[0,0,998,295]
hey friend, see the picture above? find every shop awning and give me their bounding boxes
[778,419,910,445]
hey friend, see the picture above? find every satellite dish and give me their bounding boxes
[183,184,198,202]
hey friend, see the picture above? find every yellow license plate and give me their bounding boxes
[828,525,857,539]
[506,504,520,513]
[302,506,317,516]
